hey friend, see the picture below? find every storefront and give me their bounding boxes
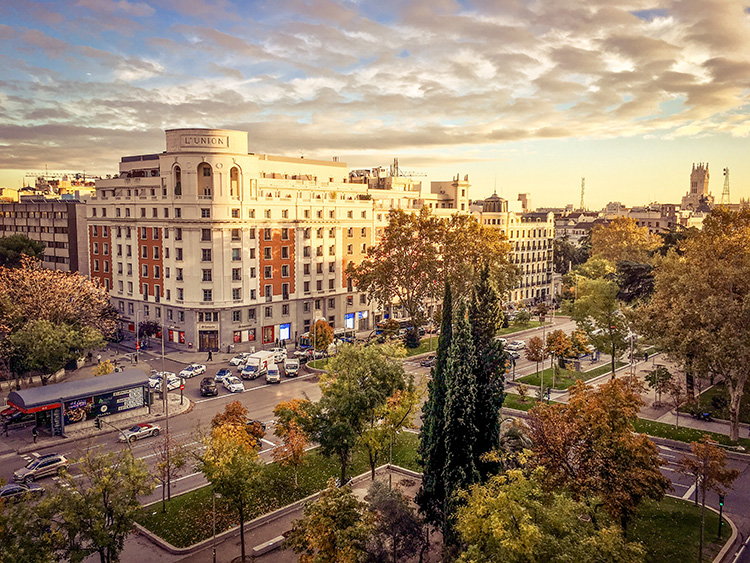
[6,369,150,437]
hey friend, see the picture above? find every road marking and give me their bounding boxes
[661,453,676,459]
[683,483,696,500]
[194,373,317,404]
[261,438,276,447]
[671,482,690,489]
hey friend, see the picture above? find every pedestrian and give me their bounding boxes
[32,426,38,443]
[644,351,649,362]
[207,349,213,362]
[96,353,102,365]
[3,420,8,437]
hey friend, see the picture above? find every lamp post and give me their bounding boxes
[161,323,171,502]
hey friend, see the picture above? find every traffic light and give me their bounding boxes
[94,417,102,430]
[719,494,724,507]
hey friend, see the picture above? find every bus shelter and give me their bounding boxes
[7,369,150,436]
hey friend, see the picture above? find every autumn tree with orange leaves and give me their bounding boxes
[273,399,312,487]
[528,378,671,533]
[0,257,117,386]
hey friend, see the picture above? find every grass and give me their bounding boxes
[404,337,439,357]
[497,320,543,336]
[518,361,626,390]
[501,392,542,412]
[136,432,420,548]
[633,418,750,450]
[629,496,726,563]
[682,382,750,425]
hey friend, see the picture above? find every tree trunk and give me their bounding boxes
[239,501,246,561]
[369,450,376,481]
[611,342,616,377]
[339,447,349,485]
[727,379,744,441]
[294,465,298,488]
[162,481,166,512]
[699,487,706,563]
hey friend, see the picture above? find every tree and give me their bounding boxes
[366,480,427,563]
[416,284,453,531]
[346,208,443,327]
[151,431,189,511]
[311,345,411,484]
[137,320,161,340]
[94,359,114,376]
[663,379,687,428]
[286,478,373,563]
[442,302,480,543]
[312,319,334,352]
[513,309,531,326]
[272,420,309,487]
[614,260,654,303]
[639,208,750,440]
[553,234,589,275]
[468,265,506,477]
[677,436,740,563]
[49,448,154,563]
[590,217,659,263]
[7,319,103,385]
[0,233,45,268]
[572,277,628,376]
[198,416,264,561]
[645,365,672,406]
[0,490,58,562]
[456,466,646,563]
[525,336,546,383]
[545,329,573,388]
[528,379,671,532]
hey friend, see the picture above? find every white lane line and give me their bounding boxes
[261,438,276,447]
[661,453,676,459]
[683,483,696,500]
[194,373,317,404]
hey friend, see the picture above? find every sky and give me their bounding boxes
[1,0,749,209]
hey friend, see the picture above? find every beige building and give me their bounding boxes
[474,193,555,304]
[89,128,466,351]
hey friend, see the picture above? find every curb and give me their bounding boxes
[135,463,420,556]
[663,493,737,563]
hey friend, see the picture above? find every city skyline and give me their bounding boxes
[1,0,749,208]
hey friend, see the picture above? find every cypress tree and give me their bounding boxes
[416,283,453,530]
[468,265,506,477]
[442,300,479,543]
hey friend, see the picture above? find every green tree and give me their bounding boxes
[49,449,154,563]
[677,436,740,563]
[366,480,427,563]
[590,217,659,263]
[456,466,646,563]
[528,379,671,532]
[416,284,453,531]
[525,336,546,383]
[137,320,161,342]
[553,234,588,275]
[198,414,264,561]
[8,319,103,385]
[442,301,480,544]
[0,233,45,268]
[312,319,334,352]
[513,309,531,326]
[0,491,58,562]
[639,208,750,440]
[151,431,188,512]
[572,277,628,376]
[286,478,373,563]
[468,265,506,477]
[311,345,410,484]
[545,329,573,388]
[614,260,654,303]
[645,365,672,406]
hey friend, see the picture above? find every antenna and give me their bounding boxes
[579,177,585,211]
[721,167,730,205]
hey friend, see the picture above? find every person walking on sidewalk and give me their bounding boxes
[207,349,213,362]
[32,427,38,443]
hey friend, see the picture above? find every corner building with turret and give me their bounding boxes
[88,129,468,351]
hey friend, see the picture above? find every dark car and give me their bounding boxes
[200,377,218,396]
[0,482,44,503]
[420,355,436,367]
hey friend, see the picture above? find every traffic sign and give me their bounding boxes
[180,384,185,390]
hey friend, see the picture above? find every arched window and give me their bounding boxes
[174,165,182,196]
[230,166,240,197]
[198,163,212,199]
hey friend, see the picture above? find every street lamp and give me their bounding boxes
[161,323,171,502]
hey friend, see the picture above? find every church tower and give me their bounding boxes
[681,163,713,210]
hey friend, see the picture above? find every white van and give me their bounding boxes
[285,358,300,377]
[265,363,281,384]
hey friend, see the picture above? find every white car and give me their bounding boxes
[223,376,245,393]
[229,353,251,366]
[270,347,287,363]
[118,423,161,443]
[265,363,281,384]
[506,340,526,351]
[179,364,206,378]
[148,372,180,391]
[285,358,300,377]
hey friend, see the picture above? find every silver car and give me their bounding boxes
[13,453,68,483]
[118,423,161,443]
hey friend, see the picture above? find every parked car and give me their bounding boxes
[508,351,521,360]
[179,363,206,378]
[265,363,281,384]
[214,368,232,383]
[118,423,161,443]
[0,482,44,503]
[270,347,288,364]
[497,338,508,346]
[223,376,245,393]
[1,405,20,419]
[285,358,300,377]
[229,353,252,366]
[420,355,436,367]
[506,340,526,351]
[13,453,68,483]
[201,377,219,396]
[148,372,180,391]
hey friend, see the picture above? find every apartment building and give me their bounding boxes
[0,197,89,275]
[89,128,466,351]
[474,193,555,304]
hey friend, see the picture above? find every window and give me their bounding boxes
[317,228,323,238]
[164,208,169,218]
[329,245,335,256]
[264,247,272,260]
[141,245,148,258]
[117,244,122,256]
[282,282,289,297]
[152,208,158,218]
[317,263,323,274]
[347,210,353,219]
[202,248,212,261]
[178,310,184,322]
[316,280,322,291]
[92,208,97,218]
[249,248,256,259]
[314,299,321,309]
[329,279,334,290]
[264,228,271,241]
[347,227,353,237]
[128,302,134,314]
[103,243,109,255]
[233,310,241,322]
[282,304,289,315]
[128,281,133,294]
[153,246,159,259]
[360,294,367,304]
[361,243,367,253]
[249,209,255,218]
[232,248,241,261]
[281,228,289,240]
[347,244,353,254]
[231,268,241,281]
[249,267,256,278]
[361,227,366,236]
[248,308,256,320]
[142,264,148,277]
[329,228,335,238]
[304,281,310,293]
[304,246,311,258]
[304,209,310,218]
[201,228,211,241]
[264,306,273,318]
[329,262,335,273]
[201,208,210,218]
[329,210,335,218]
[127,263,133,276]
[141,208,146,217]
[156,306,161,318]
[232,288,241,300]
[203,289,212,302]
[304,263,310,275]
[249,228,256,239]
[361,210,367,218]
[303,301,310,313]
[93,242,99,255]
[102,226,108,237]
[202,269,212,282]
[264,209,271,219]
[142,284,149,298]
[281,246,289,259]
[265,284,272,298]
[231,208,240,218]
[175,208,181,218]
[176,268,183,281]
[264,265,272,279]
[165,267,170,278]
[103,261,109,273]
[281,264,289,277]
[231,229,240,241]
[117,262,123,274]
[250,289,256,300]
[282,209,288,219]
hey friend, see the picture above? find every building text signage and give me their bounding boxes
[180,135,230,148]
